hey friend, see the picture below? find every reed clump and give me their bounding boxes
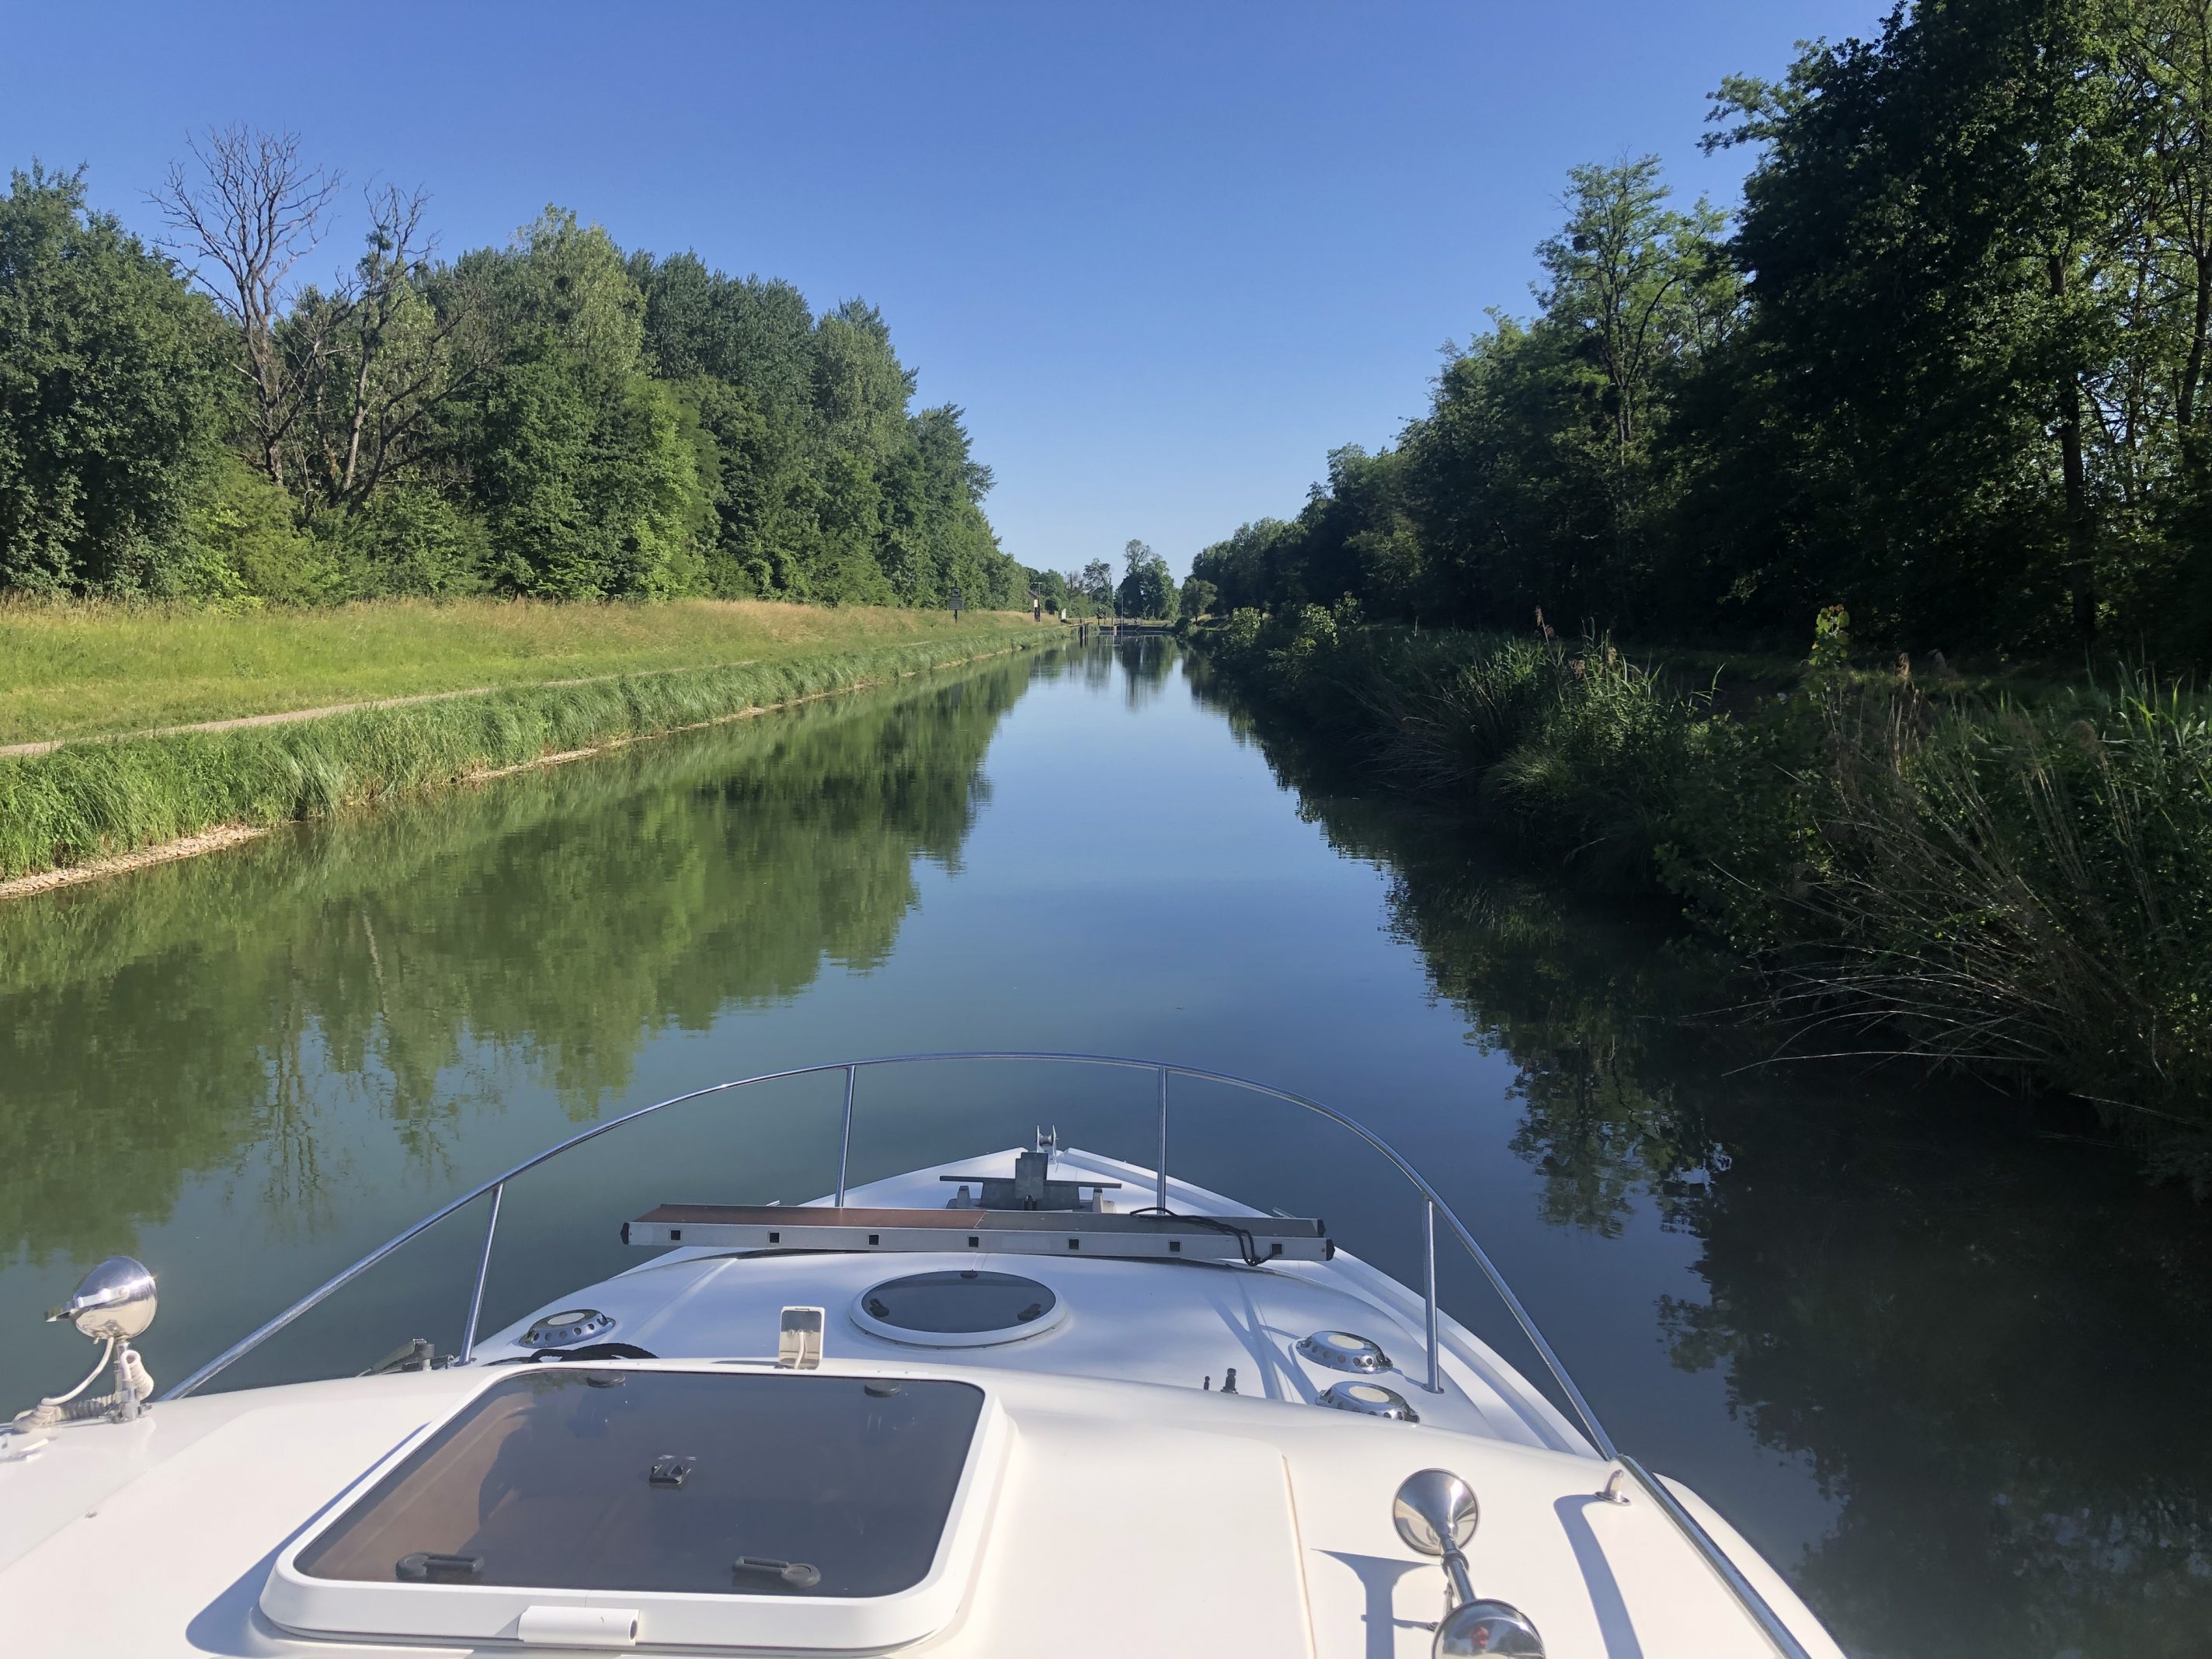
[1671,667,2212,1176]
[1201,607,2212,1181]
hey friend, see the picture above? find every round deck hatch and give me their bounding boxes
[850,1270,1066,1348]
[1317,1380,1420,1421]
[1296,1330,1393,1373]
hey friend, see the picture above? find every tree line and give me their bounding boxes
[0,127,1035,608]
[1193,0,2212,666]
[1020,540,1178,621]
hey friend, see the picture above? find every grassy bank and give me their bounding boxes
[0,597,1031,745]
[1198,605,2212,1184]
[0,617,1042,885]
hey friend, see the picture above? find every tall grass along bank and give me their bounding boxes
[1198,606,2212,1185]
[0,623,1041,888]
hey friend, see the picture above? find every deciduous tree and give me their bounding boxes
[0,165,225,592]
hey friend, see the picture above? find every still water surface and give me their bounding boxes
[2,643,2206,1656]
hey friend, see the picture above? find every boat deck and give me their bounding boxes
[0,1142,1845,1657]
[0,1359,1830,1657]
[466,1146,1582,1451]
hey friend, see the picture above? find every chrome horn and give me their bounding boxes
[1394,1467,1480,1561]
[1435,1600,1546,1657]
[1393,1469,1545,1659]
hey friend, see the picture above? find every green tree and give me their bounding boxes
[1704,0,2134,648]
[1530,158,1733,619]
[1188,3,2212,665]
[1073,558,1115,614]
[454,209,706,597]
[0,160,1020,614]
[1190,519,1294,613]
[632,252,822,596]
[0,165,227,593]
[190,453,338,600]
[282,186,489,523]
[1028,567,1069,613]
[627,252,1024,609]
[1116,538,1178,619]
[2095,0,2212,638]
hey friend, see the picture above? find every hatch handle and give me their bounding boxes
[516,1605,641,1647]
[648,1454,694,1488]
[395,1551,482,1583]
[734,1555,823,1589]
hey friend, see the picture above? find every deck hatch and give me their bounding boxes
[850,1269,1068,1347]
[290,1370,983,1599]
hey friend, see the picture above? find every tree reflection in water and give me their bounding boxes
[0,656,1037,1267]
[1115,634,1174,709]
[1191,660,2212,1658]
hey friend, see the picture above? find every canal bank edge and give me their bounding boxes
[0,626,1046,900]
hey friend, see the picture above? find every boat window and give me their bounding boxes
[293,1370,983,1598]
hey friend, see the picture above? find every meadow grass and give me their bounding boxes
[0,622,1042,882]
[0,596,1033,745]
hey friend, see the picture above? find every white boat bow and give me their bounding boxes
[0,1054,1845,1658]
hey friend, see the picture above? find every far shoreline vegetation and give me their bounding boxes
[1183,1,2212,1188]
[0,129,1048,610]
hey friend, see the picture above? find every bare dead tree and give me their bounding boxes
[290,179,489,510]
[151,125,343,488]
[335,184,430,499]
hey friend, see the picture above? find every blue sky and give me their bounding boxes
[3,2,1887,579]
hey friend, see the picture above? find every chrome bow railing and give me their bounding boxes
[158,1051,1811,1659]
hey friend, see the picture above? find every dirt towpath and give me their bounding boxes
[0,663,760,758]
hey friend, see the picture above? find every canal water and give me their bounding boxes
[2,642,2205,1656]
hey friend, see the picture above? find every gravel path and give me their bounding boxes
[0,687,499,758]
[0,663,763,758]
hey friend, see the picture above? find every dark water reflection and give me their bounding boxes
[1188,661,2212,1657]
[1,641,2205,1657]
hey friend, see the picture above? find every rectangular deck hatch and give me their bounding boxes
[264,1370,999,1651]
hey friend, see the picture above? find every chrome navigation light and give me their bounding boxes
[1392,1468,1546,1659]
[1296,1329,1392,1373]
